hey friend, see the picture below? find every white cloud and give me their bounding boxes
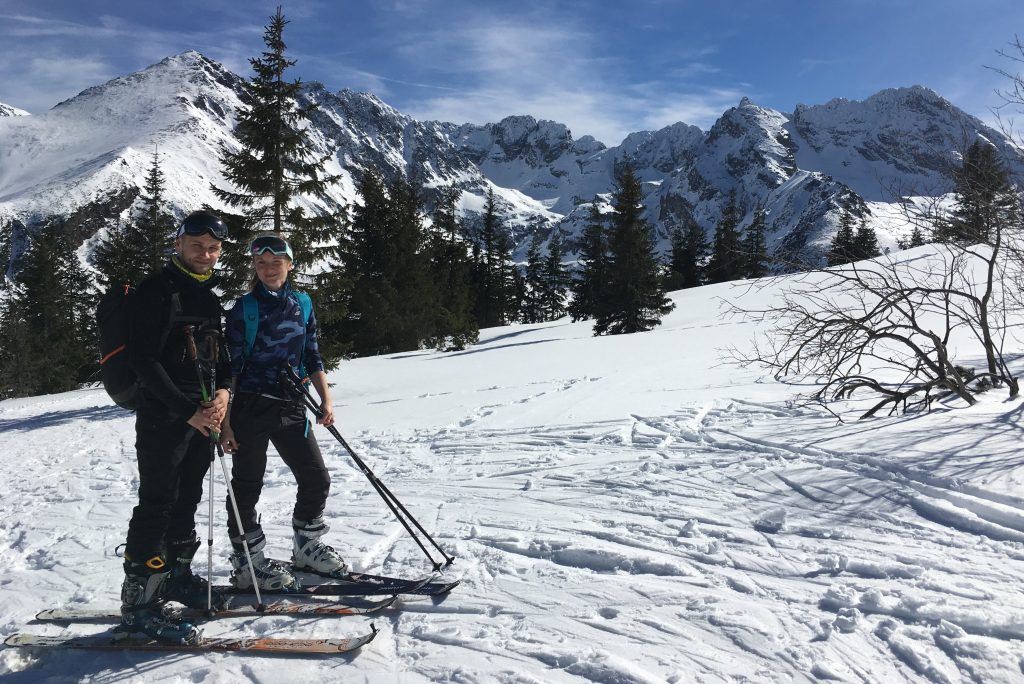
[389,11,735,144]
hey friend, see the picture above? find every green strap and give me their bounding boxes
[242,293,259,359]
[294,291,312,378]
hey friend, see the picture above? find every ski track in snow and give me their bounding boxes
[2,309,1024,681]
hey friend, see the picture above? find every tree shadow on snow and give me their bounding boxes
[432,338,559,359]
[0,404,128,432]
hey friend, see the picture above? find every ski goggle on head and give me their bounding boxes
[249,234,294,260]
[177,211,228,240]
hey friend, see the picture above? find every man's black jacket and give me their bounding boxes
[128,260,231,422]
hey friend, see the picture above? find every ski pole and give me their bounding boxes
[184,326,266,612]
[283,366,455,571]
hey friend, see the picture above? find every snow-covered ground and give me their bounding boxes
[1,265,1023,682]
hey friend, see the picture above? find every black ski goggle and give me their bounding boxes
[177,212,228,240]
[249,235,294,260]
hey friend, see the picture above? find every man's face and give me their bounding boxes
[175,233,222,274]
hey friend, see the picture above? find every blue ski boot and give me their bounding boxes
[119,553,201,645]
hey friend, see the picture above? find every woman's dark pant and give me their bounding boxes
[226,393,331,539]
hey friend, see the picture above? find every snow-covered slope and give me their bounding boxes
[1,247,1022,681]
[0,53,1019,267]
[0,102,29,117]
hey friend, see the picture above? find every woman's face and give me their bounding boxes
[254,252,293,291]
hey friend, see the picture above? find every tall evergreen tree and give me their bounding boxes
[707,191,743,283]
[936,139,1018,245]
[137,149,176,268]
[665,216,708,290]
[0,224,96,398]
[898,225,927,249]
[540,230,570,320]
[569,204,609,321]
[826,199,858,266]
[491,228,516,326]
[335,171,432,356]
[93,150,176,286]
[472,188,514,328]
[0,219,12,288]
[594,162,674,335]
[521,232,545,324]
[425,186,478,350]
[91,218,136,288]
[742,204,770,278]
[853,218,881,260]
[213,6,341,294]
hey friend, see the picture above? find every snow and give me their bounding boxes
[2,252,1024,682]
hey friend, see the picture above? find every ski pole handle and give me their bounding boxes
[183,325,219,439]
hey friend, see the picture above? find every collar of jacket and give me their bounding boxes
[255,279,293,305]
[165,256,220,289]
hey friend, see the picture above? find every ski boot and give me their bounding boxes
[292,515,348,579]
[163,533,228,611]
[229,528,300,592]
[119,553,201,645]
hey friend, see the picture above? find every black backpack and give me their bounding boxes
[96,280,178,411]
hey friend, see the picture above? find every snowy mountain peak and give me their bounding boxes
[0,102,29,117]
[1,51,1021,271]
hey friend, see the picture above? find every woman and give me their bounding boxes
[220,233,346,591]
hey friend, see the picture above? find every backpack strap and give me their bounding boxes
[293,291,313,378]
[241,292,259,359]
[295,291,312,327]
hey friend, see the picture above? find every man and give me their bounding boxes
[121,210,231,644]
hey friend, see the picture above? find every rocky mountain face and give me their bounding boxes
[0,51,1018,270]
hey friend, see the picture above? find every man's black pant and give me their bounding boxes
[125,404,211,561]
[226,393,331,539]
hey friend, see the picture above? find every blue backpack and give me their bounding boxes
[240,290,313,378]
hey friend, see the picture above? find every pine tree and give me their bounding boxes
[826,200,858,266]
[0,219,12,288]
[91,218,137,288]
[136,148,176,272]
[674,217,708,289]
[93,150,176,287]
[213,6,341,294]
[492,227,516,326]
[742,204,770,278]
[594,162,674,335]
[473,188,514,328]
[898,225,927,249]
[509,267,527,324]
[0,224,96,398]
[335,170,432,356]
[568,204,609,321]
[707,191,743,283]
[853,218,881,260]
[521,232,545,324]
[425,186,478,351]
[540,230,570,320]
[936,139,1018,245]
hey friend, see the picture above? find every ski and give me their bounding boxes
[35,595,396,623]
[4,625,377,655]
[217,571,460,597]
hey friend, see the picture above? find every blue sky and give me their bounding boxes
[3,0,1023,145]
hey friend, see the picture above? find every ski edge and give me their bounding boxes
[5,624,378,655]
[35,595,397,623]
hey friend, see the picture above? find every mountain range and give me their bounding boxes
[0,50,1019,269]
